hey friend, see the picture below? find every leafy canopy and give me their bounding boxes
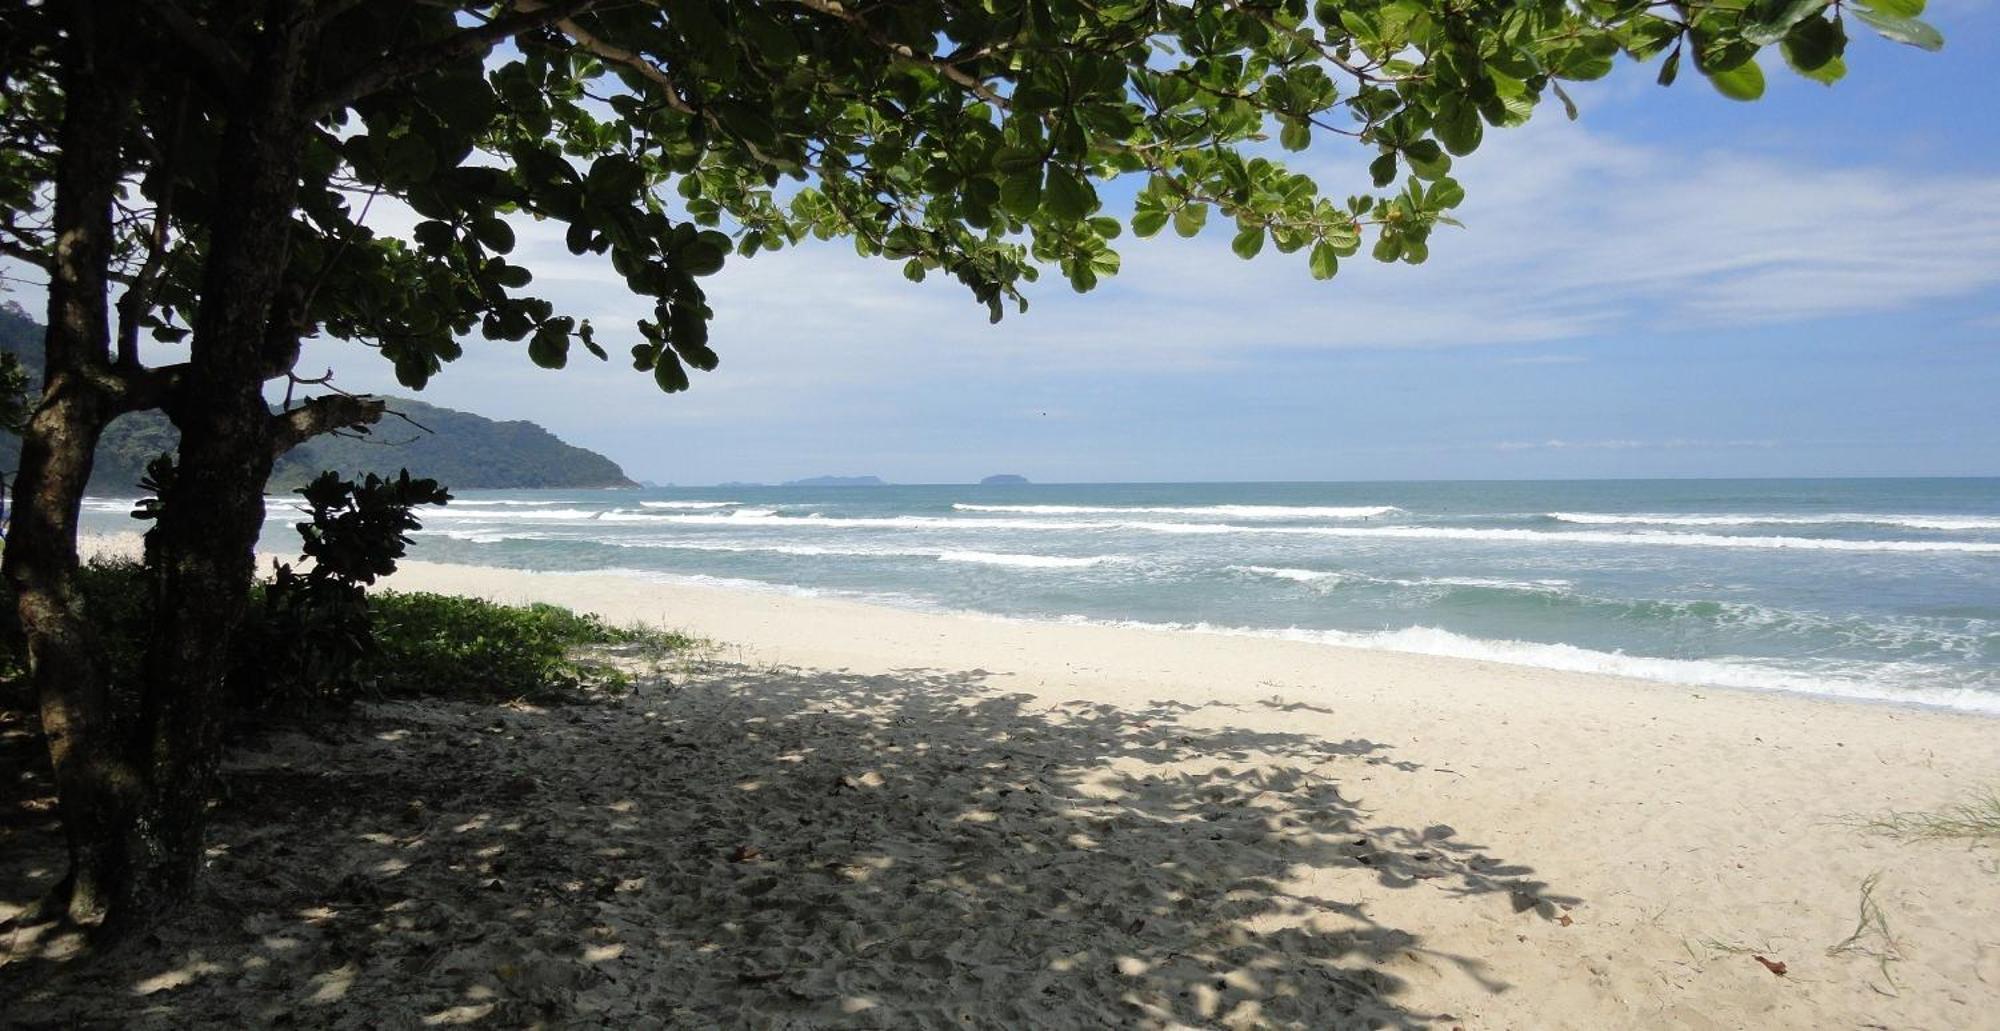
[0,0,1942,396]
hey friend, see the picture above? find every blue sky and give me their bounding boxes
[15,6,2000,484]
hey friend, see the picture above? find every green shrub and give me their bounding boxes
[361,590,680,702]
[231,469,450,711]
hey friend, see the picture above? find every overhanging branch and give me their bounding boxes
[790,0,1013,110]
[530,1,694,113]
[270,393,386,457]
[310,0,607,116]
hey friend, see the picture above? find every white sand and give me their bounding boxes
[6,546,1997,1027]
[375,559,2000,1028]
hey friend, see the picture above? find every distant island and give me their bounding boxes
[979,474,1030,485]
[784,475,887,487]
[0,304,636,492]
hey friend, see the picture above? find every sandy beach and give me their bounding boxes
[6,550,1998,1027]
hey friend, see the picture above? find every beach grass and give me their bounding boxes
[1860,790,2000,844]
[1825,872,1905,994]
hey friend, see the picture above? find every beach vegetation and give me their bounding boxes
[367,591,691,702]
[0,0,1946,939]
[1825,871,1905,994]
[1861,790,2000,844]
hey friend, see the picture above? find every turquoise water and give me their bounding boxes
[85,478,2000,712]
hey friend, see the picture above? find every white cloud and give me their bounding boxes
[1492,438,1779,451]
[593,114,2000,370]
[1497,354,1589,366]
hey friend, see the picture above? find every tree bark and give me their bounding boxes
[115,0,321,923]
[0,0,142,928]
[3,0,345,935]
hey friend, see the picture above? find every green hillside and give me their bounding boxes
[0,303,635,493]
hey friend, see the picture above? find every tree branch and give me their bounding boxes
[0,235,53,273]
[790,0,1013,110]
[528,0,695,114]
[115,89,189,368]
[270,393,386,457]
[310,0,607,116]
[140,0,251,92]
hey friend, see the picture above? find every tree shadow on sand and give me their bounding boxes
[2,663,1576,1027]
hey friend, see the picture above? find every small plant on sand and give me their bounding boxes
[1825,872,1904,995]
[1860,790,2000,844]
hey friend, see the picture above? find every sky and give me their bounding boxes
[12,5,2000,485]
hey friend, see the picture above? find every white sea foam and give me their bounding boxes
[1147,523,2000,553]
[423,507,606,522]
[1057,617,2000,714]
[602,538,1119,569]
[1419,576,1574,592]
[421,529,556,545]
[592,512,1090,531]
[1231,565,1348,583]
[1549,511,2000,531]
[447,499,575,507]
[937,550,1113,569]
[638,500,743,510]
[444,506,2000,552]
[1231,565,1570,593]
[954,503,1401,519]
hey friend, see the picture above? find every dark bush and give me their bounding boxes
[229,469,450,712]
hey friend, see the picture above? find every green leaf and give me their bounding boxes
[1279,119,1312,152]
[680,234,728,276]
[1427,177,1465,210]
[578,320,606,361]
[1780,15,1847,79]
[1433,97,1483,156]
[1308,240,1338,280]
[1132,208,1170,238]
[1403,139,1450,180]
[1000,167,1043,218]
[1551,82,1579,122]
[1744,0,1830,45]
[1231,225,1265,260]
[1657,45,1682,86]
[653,351,690,392]
[1849,6,1943,50]
[1369,152,1398,188]
[1172,203,1207,238]
[1863,0,1924,16]
[528,325,568,369]
[412,220,456,253]
[1704,58,1767,101]
[472,216,515,254]
[1044,166,1096,221]
[995,145,1043,176]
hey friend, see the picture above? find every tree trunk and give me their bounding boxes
[0,0,142,928]
[111,1,319,924]
[3,0,326,934]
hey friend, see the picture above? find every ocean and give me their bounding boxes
[82,478,2000,713]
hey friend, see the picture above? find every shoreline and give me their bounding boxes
[460,556,2000,718]
[80,531,2000,716]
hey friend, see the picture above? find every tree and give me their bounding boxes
[0,0,1942,936]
